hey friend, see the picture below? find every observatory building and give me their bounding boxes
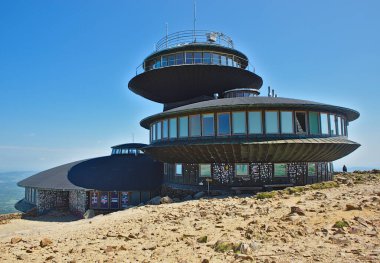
[17,30,360,215]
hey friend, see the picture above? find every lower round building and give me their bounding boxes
[16,143,162,216]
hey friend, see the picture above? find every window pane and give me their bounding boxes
[176,53,184,65]
[236,164,249,176]
[337,116,342,135]
[190,115,201,136]
[248,111,262,134]
[321,113,329,134]
[212,53,220,65]
[342,118,346,136]
[265,111,279,133]
[203,52,211,64]
[218,113,230,135]
[274,163,287,177]
[329,114,336,135]
[220,55,227,65]
[157,122,162,140]
[308,163,316,176]
[179,116,188,137]
[232,112,246,134]
[162,56,168,67]
[280,111,293,133]
[295,112,307,134]
[202,113,214,136]
[185,52,193,64]
[200,164,211,177]
[162,119,168,139]
[168,55,175,66]
[176,163,182,176]
[309,112,319,134]
[169,118,177,138]
[194,52,202,64]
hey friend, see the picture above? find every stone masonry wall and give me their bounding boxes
[36,190,69,214]
[69,190,87,216]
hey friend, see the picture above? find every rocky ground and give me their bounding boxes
[0,172,379,263]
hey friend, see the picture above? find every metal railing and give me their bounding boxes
[155,30,234,51]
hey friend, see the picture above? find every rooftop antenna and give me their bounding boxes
[193,0,197,42]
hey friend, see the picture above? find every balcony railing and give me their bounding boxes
[155,30,234,51]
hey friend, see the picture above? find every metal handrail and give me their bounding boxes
[155,30,234,51]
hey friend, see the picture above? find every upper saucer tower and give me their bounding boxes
[128,30,263,103]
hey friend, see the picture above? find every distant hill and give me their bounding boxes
[0,171,35,214]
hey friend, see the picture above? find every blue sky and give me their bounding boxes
[0,0,379,172]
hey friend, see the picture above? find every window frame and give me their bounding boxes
[232,111,247,135]
[280,111,294,134]
[265,110,279,134]
[273,163,287,177]
[320,112,329,135]
[248,110,263,134]
[175,163,183,176]
[179,116,189,138]
[202,113,215,136]
[217,112,231,136]
[169,117,177,139]
[235,163,249,177]
[295,111,308,134]
[308,111,320,135]
[189,114,201,137]
[199,164,212,178]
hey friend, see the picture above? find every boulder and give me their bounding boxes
[160,196,173,204]
[291,206,305,216]
[11,237,22,244]
[40,238,53,248]
[194,191,205,199]
[346,204,362,211]
[83,209,95,219]
[147,196,161,205]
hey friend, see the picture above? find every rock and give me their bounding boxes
[346,204,362,211]
[194,191,205,199]
[201,259,209,263]
[119,245,128,251]
[235,253,253,260]
[160,196,173,204]
[83,209,95,219]
[16,254,26,260]
[182,195,193,201]
[11,237,22,244]
[40,238,53,248]
[197,236,208,243]
[249,241,260,251]
[46,255,54,260]
[239,243,252,254]
[291,206,305,216]
[147,196,161,205]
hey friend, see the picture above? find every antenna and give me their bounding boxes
[193,0,196,42]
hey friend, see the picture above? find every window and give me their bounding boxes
[203,52,212,64]
[236,164,249,177]
[110,192,119,209]
[185,52,193,64]
[168,55,175,66]
[121,192,129,208]
[227,56,233,66]
[175,163,182,176]
[265,111,279,133]
[156,122,162,140]
[342,118,346,136]
[202,113,214,136]
[162,119,168,139]
[199,164,211,177]
[161,56,168,67]
[308,163,316,176]
[176,53,184,65]
[337,116,342,135]
[217,112,230,135]
[274,163,287,177]
[220,55,227,65]
[179,116,188,137]
[190,115,201,137]
[309,112,320,134]
[100,192,109,209]
[295,112,307,134]
[194,52,202,64]
[329,114,336,135]
[212,53,220,65]
[320,113,329,134]
[169,118,177,138]
[151,124,156,141]
[280,111,293,134]
[232,112,246,134]
[248,111,262,134]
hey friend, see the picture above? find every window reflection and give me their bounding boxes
[320,113,329,134]
[218,113,231,135]
[280,111,293,134]
[248,111,262,134]
[179,116,189,137]
[265,111,279,134]
[190,115,201,136]
[329,114,336,135]
[309,112,319,134]
[202,113,214,136]
[169,118,177,138]
[295,112,307,134]
[232,112,246,134]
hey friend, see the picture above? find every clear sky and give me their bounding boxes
[0,0,379,172]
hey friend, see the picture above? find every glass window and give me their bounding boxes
[154,58,161,69]
[199,164,211,177]
[179,116,188,137]
[185,52,193,64]
[156,122,162,140]
[169,118,177,138]
[280,111,293,134]
[232,112,246,134]
[212,53,220,65]
[342,118,346,136]
[236,164,249,177]
[227,56,233,66]
[248,111,262,134]
[295,112,307,134]
[175,53,184,65]
[274,163,287,177]
[175,163,182,176]
[308,163,316,176]
[162,119,168,139]
[202,113,214,136]
[161,56,168,67]
[203,52,212,64]
[309,112,320,134]
[337,116,342,135]
[152,123,156,141]
[190,115,201,137]
[121,192,129,208]
[329,114,336,135]
[320,113,329,134]
[220,55,227,65]
[168,55,176,66]
[217,112,230,135]
[194,52,202,64]
[265,111,279,134]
